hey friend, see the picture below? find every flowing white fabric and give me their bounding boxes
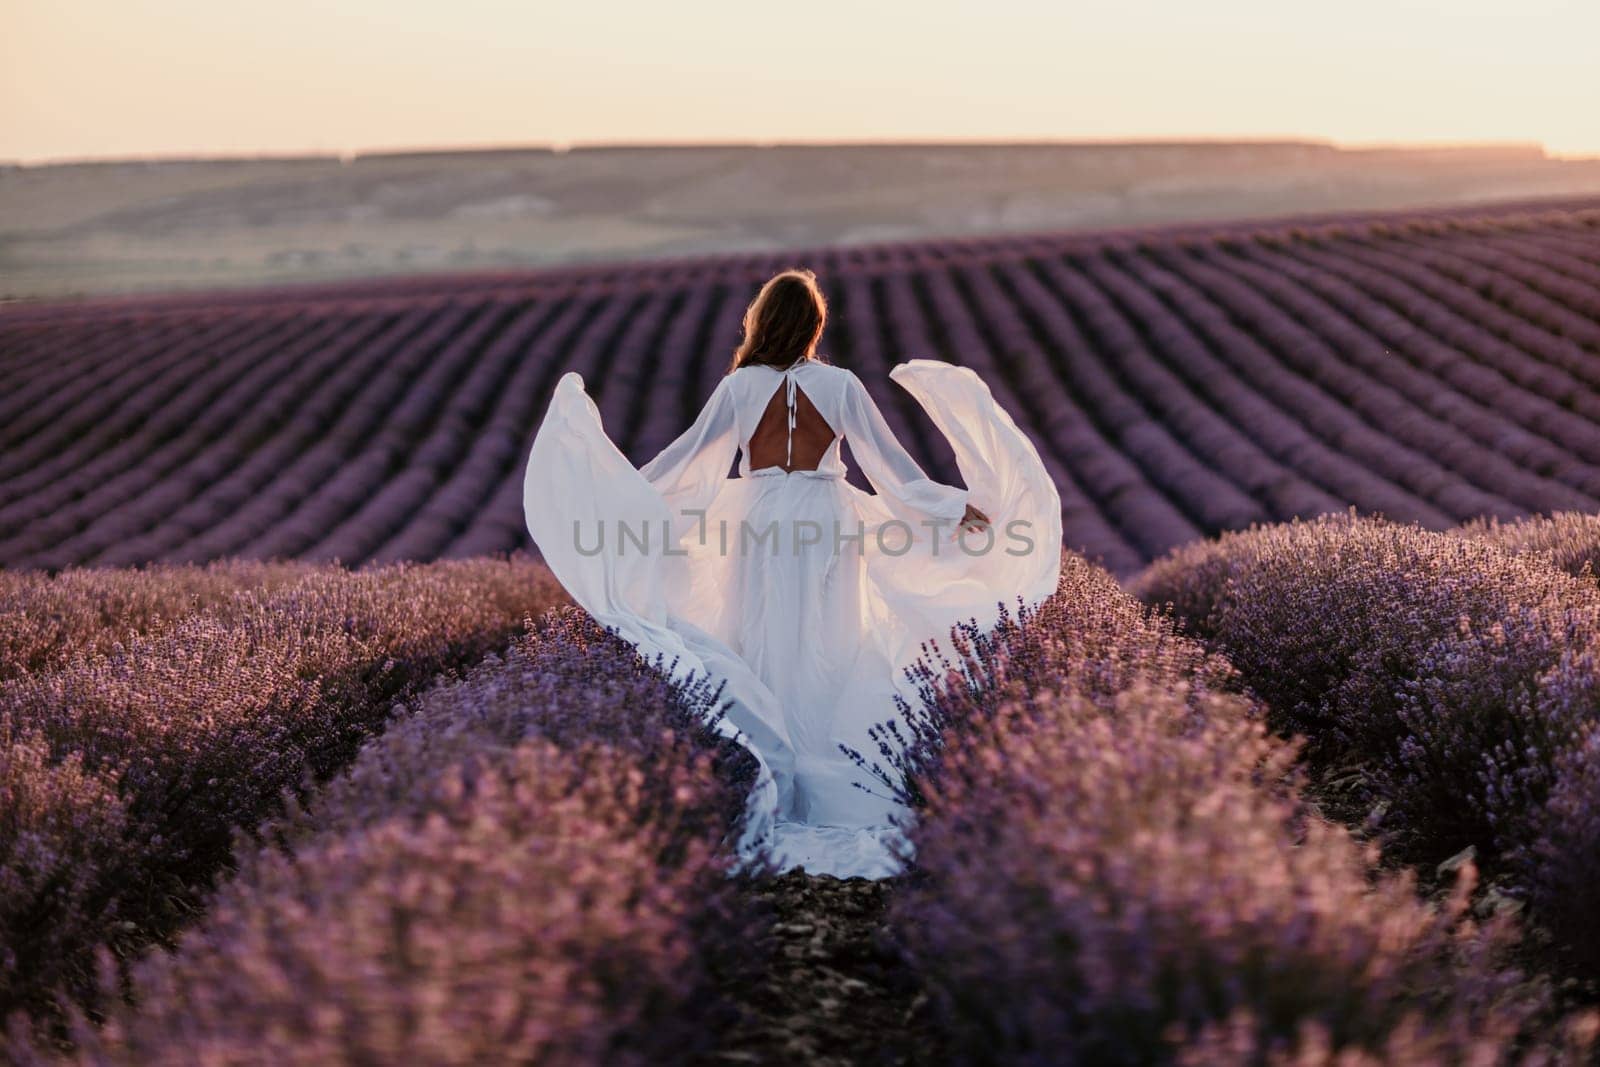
[523,357,1061,878]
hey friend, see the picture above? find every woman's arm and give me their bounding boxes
[840,369,984,533]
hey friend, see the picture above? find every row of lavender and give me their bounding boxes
[871,548,1598,1063]
[3,199,1599,574]
[1132,512,1600,978]
[7,609,764,1065]
[0,558,567,1040]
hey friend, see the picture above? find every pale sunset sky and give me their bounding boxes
[3,0,1597,163]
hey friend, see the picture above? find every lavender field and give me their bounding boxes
[3,195,1600,575]
[6,198,1600,1063]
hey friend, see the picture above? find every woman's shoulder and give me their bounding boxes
[808,358,856,379]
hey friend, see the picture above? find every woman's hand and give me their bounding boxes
[958,502,991,535]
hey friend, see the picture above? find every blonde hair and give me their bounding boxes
[728,268,828,372]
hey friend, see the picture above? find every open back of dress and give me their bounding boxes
[746,376,837,472]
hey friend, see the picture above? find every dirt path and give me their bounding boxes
[703,870,944,1066]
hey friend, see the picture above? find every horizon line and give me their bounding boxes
[6,134,1586,171]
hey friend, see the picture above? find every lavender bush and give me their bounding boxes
[1460,511,1600,587]
[886,551,1596,1063]
[0,556,566,1030]
[851,550,1239,807]
[10,609,759,1065]
[1131,514,1600,975]
[0,559,309,682]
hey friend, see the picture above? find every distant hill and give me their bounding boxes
[4,140,1599,299]
[2,194,1598,576]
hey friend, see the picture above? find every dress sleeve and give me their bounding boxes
[840,368,969,525]
[637,371,741,531]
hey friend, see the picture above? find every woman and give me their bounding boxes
[524,268,1061,878]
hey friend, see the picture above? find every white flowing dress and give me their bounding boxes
[523,357,1061,878]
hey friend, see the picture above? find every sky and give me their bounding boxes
[3,0,1598,163]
